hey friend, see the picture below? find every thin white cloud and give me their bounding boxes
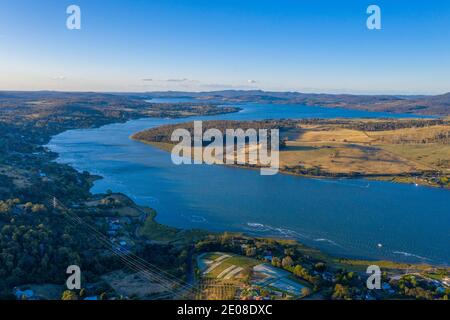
[136,78,260,91]
[141,78,197,83]
[51,75,66,81]
[202,82,260,90]
[166,78,189,82]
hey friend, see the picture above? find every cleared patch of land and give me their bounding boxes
[281,125,438,174]
[196,252,310,300]
[102,270,170,299]
[199,252,255,280]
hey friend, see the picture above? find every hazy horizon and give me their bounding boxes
[1,0,450,94]
[1,88,450,97]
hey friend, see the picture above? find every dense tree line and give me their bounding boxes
[0,200,119,299]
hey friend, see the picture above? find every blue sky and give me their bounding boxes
[0,0,449,94]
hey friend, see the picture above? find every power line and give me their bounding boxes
[46,195,238,299]
[46,196,197,298]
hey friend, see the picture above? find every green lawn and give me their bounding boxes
[138,210,206,243]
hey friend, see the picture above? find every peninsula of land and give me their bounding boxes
[132,118,450,189]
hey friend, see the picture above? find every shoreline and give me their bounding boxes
[130,137,449,190]
[4,91,449,300]
[63,136,442,266]
[46,115,448,267]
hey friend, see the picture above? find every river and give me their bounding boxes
[46,101,450,265]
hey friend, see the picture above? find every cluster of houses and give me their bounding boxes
[105,217,134,250]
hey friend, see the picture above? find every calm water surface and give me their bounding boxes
[47,102,449,264]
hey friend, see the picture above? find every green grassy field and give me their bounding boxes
[138,209,206,243]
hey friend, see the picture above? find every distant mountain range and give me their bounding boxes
[1,90,449,116]
[144,90,450,116]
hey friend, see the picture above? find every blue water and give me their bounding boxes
[47,102,449,265]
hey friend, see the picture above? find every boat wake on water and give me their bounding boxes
[132,195,160,205]
[190,215,208,223]
[314,238,342,247]
[245,222,315,242]
[393,251,431,261]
